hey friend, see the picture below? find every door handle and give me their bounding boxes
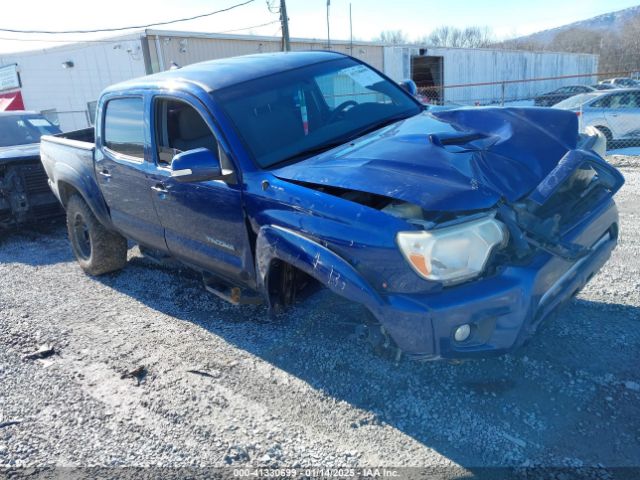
[151,184,168,194]
[98,169,112,178]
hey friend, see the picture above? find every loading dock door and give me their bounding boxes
[411,56,443,104]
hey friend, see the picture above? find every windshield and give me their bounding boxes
[213,58,421,168]
[0,113,61,147]
[554,93,598,109]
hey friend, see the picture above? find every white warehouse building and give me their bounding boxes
[0,29,598,132]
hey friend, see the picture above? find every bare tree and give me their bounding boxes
[496,12,640,74]
[420,26,494,48]
[376,30,409,45]
[619,15,640,72]
[548,28,604,54]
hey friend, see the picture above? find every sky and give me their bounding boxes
[0,0,639,54]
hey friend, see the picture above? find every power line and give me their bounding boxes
[0,21,281,45]
[219,19,280,33]
[0,36,120,44]
[0,0,257,34]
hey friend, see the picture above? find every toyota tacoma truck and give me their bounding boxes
[40,52,624,361]
[1,111,63,229]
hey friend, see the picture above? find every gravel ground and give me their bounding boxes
[0,166,639,475]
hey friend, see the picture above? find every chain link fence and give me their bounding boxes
[417,71,640,155]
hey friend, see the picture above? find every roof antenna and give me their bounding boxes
[169,61,181,70]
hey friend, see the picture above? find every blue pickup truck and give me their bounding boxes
[40,51,624,361]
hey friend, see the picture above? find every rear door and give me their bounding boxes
[147,94,255,284]
[95,95,166,251]
[604,91,640,139]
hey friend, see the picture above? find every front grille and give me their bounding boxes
[20,163,51,196]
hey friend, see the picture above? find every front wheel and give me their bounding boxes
[594,126,613,146]
[66,195,127,275]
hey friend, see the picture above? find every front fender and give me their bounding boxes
[256,224,384,313]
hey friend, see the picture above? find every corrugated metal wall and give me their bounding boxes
[0,35,146,131]
[421,47,599,104]
[145,31,385,75]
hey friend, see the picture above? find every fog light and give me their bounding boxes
[454,324,471,342]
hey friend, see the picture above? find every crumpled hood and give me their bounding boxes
[273,107,578,212]
[0,143,40,164]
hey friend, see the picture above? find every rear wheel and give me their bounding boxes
[66,195,127,275]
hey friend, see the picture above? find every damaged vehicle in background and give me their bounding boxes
[40,52,624,361]
[0,111,63,229]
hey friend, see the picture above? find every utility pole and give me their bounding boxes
[326,0,331,49]
[280,0,291,51]
[349,3,353,56]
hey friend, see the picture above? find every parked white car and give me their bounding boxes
[599,78,640,88]
[554,88,640,144]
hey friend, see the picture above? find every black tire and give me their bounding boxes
[66,195,127,275]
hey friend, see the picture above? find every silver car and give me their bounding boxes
[599,78,640,88]
[554,88,640,144]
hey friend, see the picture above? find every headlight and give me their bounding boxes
[396,215,507,285]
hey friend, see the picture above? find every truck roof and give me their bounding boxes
[104,51,347,94]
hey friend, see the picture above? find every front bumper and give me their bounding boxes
[370,197,619,360]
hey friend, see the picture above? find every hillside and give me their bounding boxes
[517,4,640,46]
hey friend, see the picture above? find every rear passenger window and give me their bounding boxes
[104,97,145,159]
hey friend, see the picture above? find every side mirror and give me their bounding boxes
[170,148,233,183]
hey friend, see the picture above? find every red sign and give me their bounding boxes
[0,90,25,111]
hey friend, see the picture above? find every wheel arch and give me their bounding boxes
[255,224,384,313]
[54,163,113,228]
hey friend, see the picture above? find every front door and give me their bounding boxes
[95,95,166,251]
[147,95,255,285]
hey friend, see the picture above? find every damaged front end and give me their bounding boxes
[388,149,623,359]
[0,157,63,229]
[263,107,624,360]
[497,148,623,264]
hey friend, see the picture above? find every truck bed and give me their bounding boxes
[40,128,98,209]
[44,127,95,148]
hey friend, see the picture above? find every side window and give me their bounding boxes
[608,92,635,109]
[104,97,145,159]
[592,95,612,108]
[154,98,219,166]
[40,109,59,127]
[87,101,98,126]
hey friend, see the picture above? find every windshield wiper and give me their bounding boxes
[269,112,414,169]
[345,112,415,141]
[270,139,352,168]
